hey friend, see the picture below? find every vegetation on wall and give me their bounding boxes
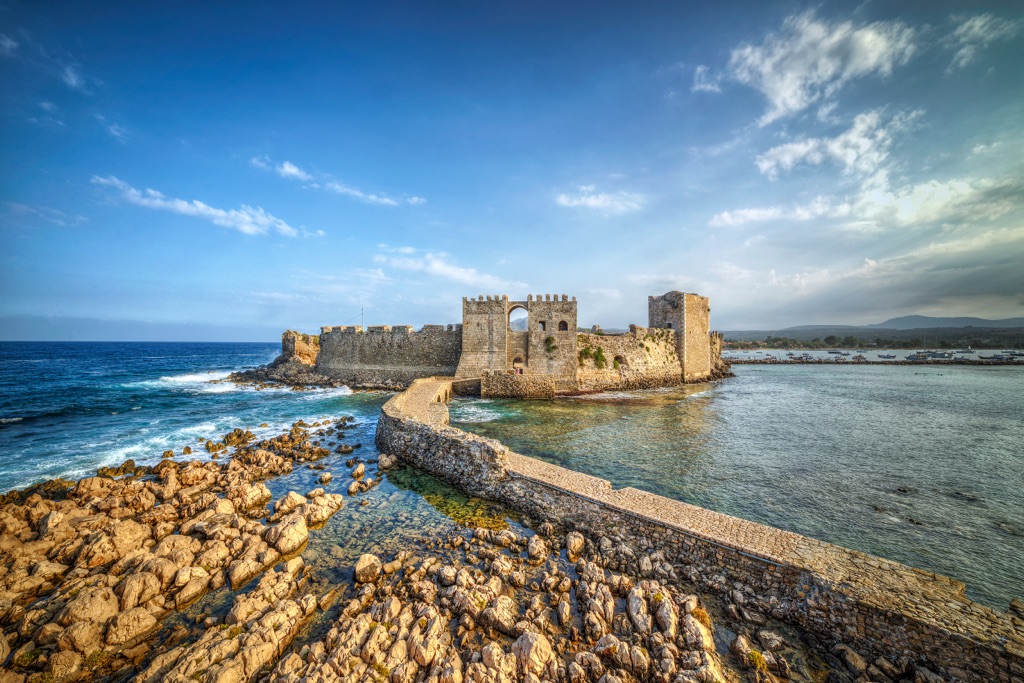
[544,335,558,354]
[577,344,607,369]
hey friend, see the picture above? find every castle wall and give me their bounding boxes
[574,327,682,393]
[314,324,462,388]
[377,378,1024,683]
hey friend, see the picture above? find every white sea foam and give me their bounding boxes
[160,370,234,383]
[0,417,24,424]
[451,403,504,423]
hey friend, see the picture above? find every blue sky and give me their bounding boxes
[2,1,1022,340]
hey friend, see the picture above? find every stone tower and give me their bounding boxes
[455,294,578,390]
[648,291,711,382]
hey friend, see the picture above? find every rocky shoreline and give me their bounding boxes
[0,404,912,683]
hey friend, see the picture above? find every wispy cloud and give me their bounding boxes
[373,246,525,290]
[95,114,127,141]
[5,202,87,227]
[710,196,850,228]
[325,181,399,207]
[91,175,300,237]
[945,14,1021,71]
[251,155,424,206]
[691,65,721,93]
[0,33,18,57]
[728,11,915,126]
[556,185,644,214]
[61,65,85,91]
[710,173,1023,230]
[756,109,921,179]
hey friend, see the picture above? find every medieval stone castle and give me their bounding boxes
[268,291,727,397]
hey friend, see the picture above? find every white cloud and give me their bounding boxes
[970,141,1003,157]
[374,247,525,290]
[39,101,57,112]
[276,160,312,181]
[250,155,271,170]
[691,65,721,93]
[709,196,851,228]
[0,33,18,56]
[756,109,921,179]
[728,12,915,125]
[61,65,85,91]
[556,185,644,214]
[710,172,1022,230]
[407,196,427,206]
[325,181,399,206]
[91,175,299,237]
[946,14,1021,71]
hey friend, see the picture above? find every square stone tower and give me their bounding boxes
[455,294,577,389]
[649,291,711,382]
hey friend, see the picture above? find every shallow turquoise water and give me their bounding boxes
[450,364,1024,610]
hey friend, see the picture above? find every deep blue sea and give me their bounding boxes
[1,343,1020,610]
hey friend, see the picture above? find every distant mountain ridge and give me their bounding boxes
[722,314,1024,343]
[866,315,1024,330]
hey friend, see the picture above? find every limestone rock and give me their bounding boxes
[354,553,382,583]
[566,531,585,561]
[274,491,307,515]
[513,631,554,676]
[265,513,308,555]
[106,606,157,647]
[48,650,82,683]
[57,585,119,626]
[56,621,101,655]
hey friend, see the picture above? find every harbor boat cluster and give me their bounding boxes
[725,349,1023,365]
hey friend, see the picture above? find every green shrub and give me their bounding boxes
[544,336,558,354]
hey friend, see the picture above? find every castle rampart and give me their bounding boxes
[263,290,727,394]
[314,323,462,388]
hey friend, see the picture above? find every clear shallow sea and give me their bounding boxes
[1,344,1021,610]
[450,364,1024,610]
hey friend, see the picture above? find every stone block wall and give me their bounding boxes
[480,371,556,399]
[314,324,462,388]
[376,378,1024,683]
[575,327,682,393]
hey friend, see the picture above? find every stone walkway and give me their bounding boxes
[384,377,1024,673]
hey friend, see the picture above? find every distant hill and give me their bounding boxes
[867,315,1024,329]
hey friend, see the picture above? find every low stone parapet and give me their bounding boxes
[376,377,1024,682]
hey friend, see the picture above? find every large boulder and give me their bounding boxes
[265,513,308,556]
[354,554,382,583]
[57,586,119,627]
[117,571,161,611]
[513,631,554,676]
[105,607,157,647]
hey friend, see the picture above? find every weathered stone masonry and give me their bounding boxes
[269,290,727,396]
[377,377,1024,683]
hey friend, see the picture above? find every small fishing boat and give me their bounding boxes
[878,354,896,359]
